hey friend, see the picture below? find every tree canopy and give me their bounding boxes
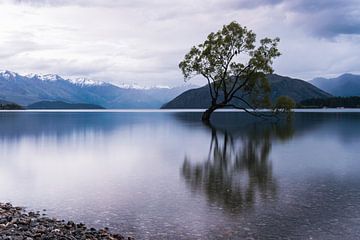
[179,21,281,122]
[274,96,296,112]
[273,95,296,120]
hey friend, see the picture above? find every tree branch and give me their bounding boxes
[220,51,237,101]
[228,68,257,101]
[228,64,251,96]
[201,73,215,101]
[233,95,257,110]
[225,104,278,120]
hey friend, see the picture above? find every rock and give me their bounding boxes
[0,202,128,240]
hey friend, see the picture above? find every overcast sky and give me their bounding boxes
[0,0,359,86]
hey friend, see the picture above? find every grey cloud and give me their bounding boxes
[316,14,360,37]
[17,0,283,9]
[225,0,282,9]
[226,0,360,37]
[11,0,360,38]
[1,0,360,85]
[0,31,68,58]
[10,0,73,6]
[0,39,44,58]
[283,0,360,37]
[285,0,354,13]
[10,0,155,7]
[39,58,112,76]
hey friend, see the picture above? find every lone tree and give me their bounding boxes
[179,21,281,122]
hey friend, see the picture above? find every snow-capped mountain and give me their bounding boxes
[0,70,18,80]
[68,77,108,87]
[0,70,197,108]
[116,82,172,90]
[27,73,64,82]
[26,73,108,86]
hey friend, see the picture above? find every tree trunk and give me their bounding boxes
[202,105,219,123]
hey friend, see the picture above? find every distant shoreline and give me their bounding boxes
[1,108,360,113]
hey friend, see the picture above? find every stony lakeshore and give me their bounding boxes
[0,203,132,240]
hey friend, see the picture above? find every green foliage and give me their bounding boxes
[178,21,280,120]
[273,96,295,113]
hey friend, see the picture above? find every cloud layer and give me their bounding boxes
[0,0,359,86]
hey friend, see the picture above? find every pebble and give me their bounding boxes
[0,202,134,240]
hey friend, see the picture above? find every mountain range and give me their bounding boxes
[310,73,360,96]
[0,70,195,109]
[1,70,359,109]
[162,74,332,109]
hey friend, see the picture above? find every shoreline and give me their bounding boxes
[0,202,132,240]
[1,108,360,114]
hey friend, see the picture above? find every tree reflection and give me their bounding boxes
[181,120,294,213]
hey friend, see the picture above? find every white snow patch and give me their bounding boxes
[27,73,63,81]
[0,70,17,79]
[116,83,175,90]
[68,77,107,86]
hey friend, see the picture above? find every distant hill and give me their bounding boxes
[27,101,105,109]
[0,99,23,110]
[300,97,360,108]
[310,73,360,96]
[0,99,14,105]
[162,74,332,109]
[0,70,196,109]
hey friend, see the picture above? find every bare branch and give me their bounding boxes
[227,64,251,96]
[226,104,279,120]
[201,73,215,101]
[233,95,256,110]
[228,68,257,101]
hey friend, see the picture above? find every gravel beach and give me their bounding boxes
[0,203,131,240]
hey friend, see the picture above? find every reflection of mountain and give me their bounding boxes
[0,112,170,141]
[173,111,360,143]
[181,119,294,213]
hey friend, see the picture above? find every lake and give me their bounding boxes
[0,111,360,239]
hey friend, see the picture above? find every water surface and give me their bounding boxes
[0,111,360,239]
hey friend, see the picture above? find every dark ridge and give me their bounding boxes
[27,101,105,109]
[300,96,360,108]
[162,74,332,109]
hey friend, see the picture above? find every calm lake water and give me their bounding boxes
[1,111,360,239]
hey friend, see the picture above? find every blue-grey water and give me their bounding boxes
[0,111,360,239]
